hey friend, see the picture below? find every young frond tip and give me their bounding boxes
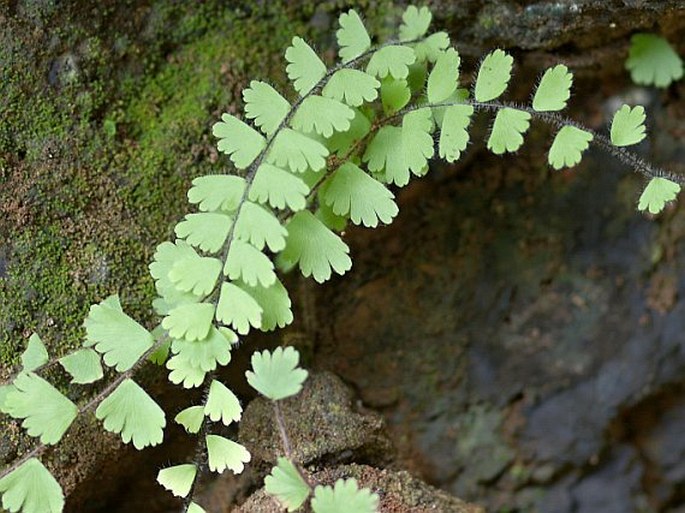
[285,37,327,96]
[638,177,681,215]
[475,49,513,102]
[626,33,683,88]
[337,10,371,63]
[533,64,573,112]
[245,346,308,401]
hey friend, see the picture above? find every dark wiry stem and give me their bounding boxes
[180,372,215,513]
[271,399,315,492]
[390,99,684,185]
[0,445,47,481]
[178,41,427,512]
[0,357,61,387]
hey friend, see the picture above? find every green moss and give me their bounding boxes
[1,2,299,367]
[0,0,403,370]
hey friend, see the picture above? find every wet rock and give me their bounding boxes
[315,100,685,512]
[451,405,515,496]
[236,372,484,512]
[239,371,393,467]
[48,53,79,87]
[431,0,684,56]
[641,398,685,504]
[568,446,644,513]
[236,463,484,513]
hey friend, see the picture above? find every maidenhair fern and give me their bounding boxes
[626,33,683,88]
[1,5,683,513]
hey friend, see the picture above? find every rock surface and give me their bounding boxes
[314,76,685,513]
[0,1,683,512]
[239,372,393,468]
[237,464,484,513]
[235,372,482,513]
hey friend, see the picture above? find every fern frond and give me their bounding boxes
[322,69,380,107]
[246,347,308,401]
[487,108,531,154]
[532,64,572,112]
[0,459,64,513]
[175,212,234,254]
[336,10,371,64]
[206,435,251,474]
[364,108,434,186]
[638,177,680,214]
[212,114,266,169]
[224,239,277,288]
[175,406,204,434]
[162,302,215,341]
[268,129,329,173]
[84,295,154,372]
[427,48,460,104]
[548,125,593,169]
[380,76,411,115]
[157,464,197,498]
[150,241,203,315]
[327,108,371,155]
[265,458,310,512]
[285,37,327,96]
[291,96,355,137]
[187,175,246,213]
[216,282,263,335]
[366,45,416,80]
[281,211,352,283]
[166,356,206,389]
[243,80,291,137]
[204,380,242,426]
[311,478,379,513]
[59,349,103,384]
[249,163,310,211]
[413,32,450,63]
[234,201,287,253]
[169,327,233,372]
[626,33,683,88]
[438,104,474,162]
[21,333,48,372]
[3,372,77,445]
[169,254,222,296]
[320,162,398,228]
[95,378,166,449]
[315,201,349,232]
[399,5,432,41]
[610,105,647,147]
[474,49,513,102]
[241,279,293,331]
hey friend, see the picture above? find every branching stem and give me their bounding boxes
[0,336,168,481]
[206,37,422,301]
[391,99,684,184]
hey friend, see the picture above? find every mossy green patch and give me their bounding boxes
[1,0,395,368]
